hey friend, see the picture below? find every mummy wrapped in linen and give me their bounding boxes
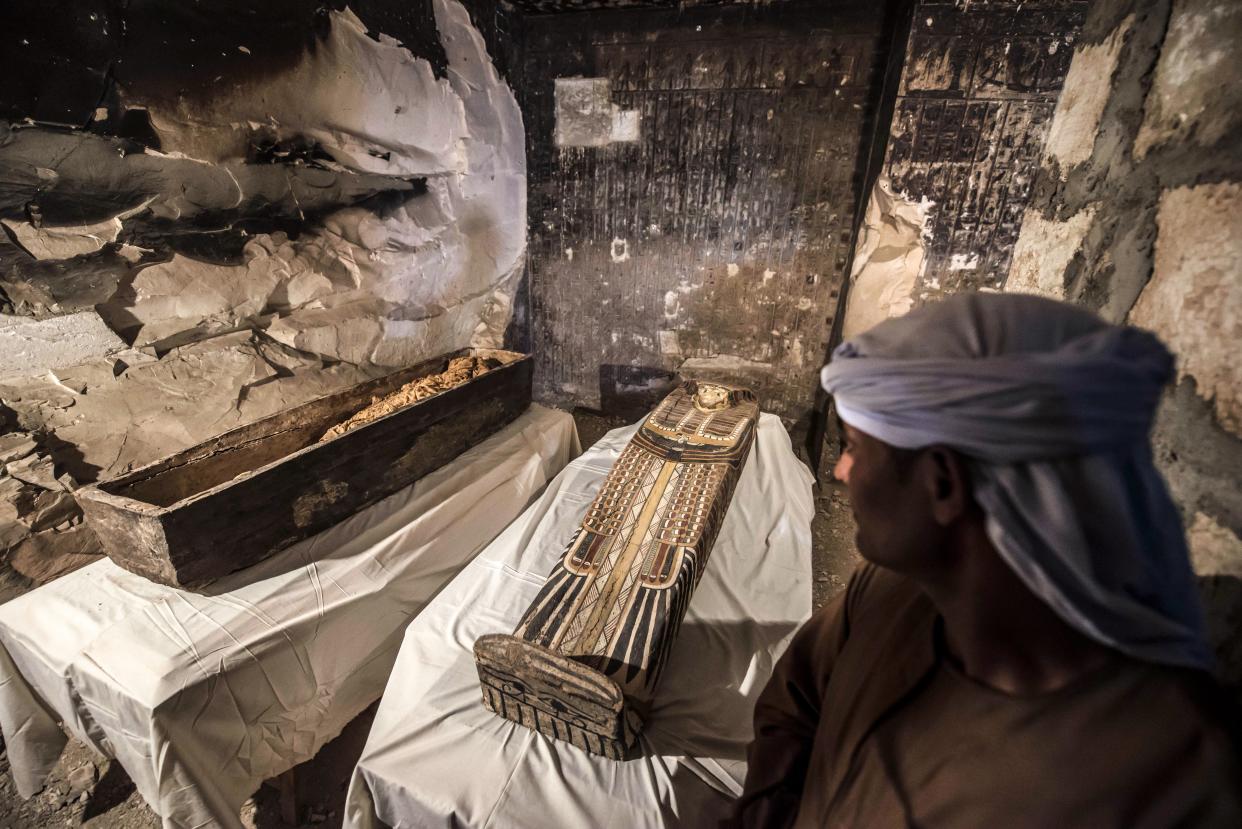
[474,380,759,759]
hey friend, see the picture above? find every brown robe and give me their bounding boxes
[730,564,1242,828]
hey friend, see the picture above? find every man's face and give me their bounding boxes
[833,422,942,574]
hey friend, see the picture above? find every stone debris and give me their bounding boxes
[21,490,79,532]
[0,312,126,380]
[0,430,103,602]
[0,0,524,609]
[65,763,97,797]
[0,333,385,484]
[5,453,64,492]
[0,433,38,465]
[321,356,499,442]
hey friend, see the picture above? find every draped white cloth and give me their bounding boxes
[0,405,577,829]
[344,414,815,829]
[820,293,1212,670]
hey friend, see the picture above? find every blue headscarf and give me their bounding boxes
[821,293,1212,670]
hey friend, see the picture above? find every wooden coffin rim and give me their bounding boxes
[77,348,530,517]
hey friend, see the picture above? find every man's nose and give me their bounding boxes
[834,453,852,484]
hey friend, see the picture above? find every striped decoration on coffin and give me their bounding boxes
[474,380,759,759]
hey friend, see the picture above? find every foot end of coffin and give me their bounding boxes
[474,634,643,760]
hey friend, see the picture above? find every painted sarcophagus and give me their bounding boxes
[474,380,759,759]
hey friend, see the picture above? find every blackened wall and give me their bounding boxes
[884,0,1087,297]
[518,1,896,426]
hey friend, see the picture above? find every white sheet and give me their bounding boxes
[344,413,814,829]
[0,405,578,829]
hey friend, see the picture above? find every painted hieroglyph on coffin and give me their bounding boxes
[475,381,759,759]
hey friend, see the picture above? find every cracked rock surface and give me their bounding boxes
[0,0,525,597]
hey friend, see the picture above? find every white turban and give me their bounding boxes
[820,293,1212,670]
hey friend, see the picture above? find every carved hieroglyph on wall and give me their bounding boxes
[475,380,758,758]
[880,0,1088,301]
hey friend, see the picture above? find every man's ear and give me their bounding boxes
[922,446,969,526]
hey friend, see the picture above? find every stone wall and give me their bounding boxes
[0,0,524,600]
[1006,0,1242,691]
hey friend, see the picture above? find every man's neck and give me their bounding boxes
[917,523,1118,696]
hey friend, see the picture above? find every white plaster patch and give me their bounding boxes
[1134,0,1242,158]
[554,78,639,148]
[762,269,776,283]
[117,244,148,263]
[1130,182,1242,435]
[788,336,805,367]
[1006,206,1096,300]
[0,312,126,380]
[663,290,680,320]
[1042,16,1132,172]
[658,329,681,356]
[841,177,930,339]
[1187,511,1242,578]
[610,109,641,143]
[949,253,979,271]
[726,263,739,277]
[610,238,631,263]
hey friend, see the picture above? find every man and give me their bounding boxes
[731,294,1242,827]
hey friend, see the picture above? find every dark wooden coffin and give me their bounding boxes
[474,380,758,759]
[77,348,531,588]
